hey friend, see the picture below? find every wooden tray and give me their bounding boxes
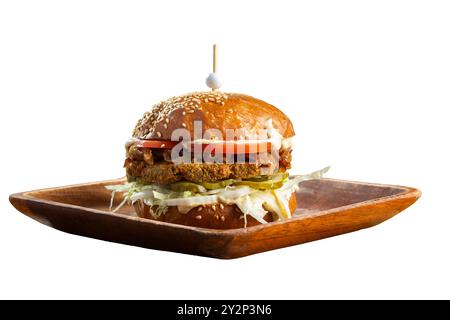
[9,178,420,259]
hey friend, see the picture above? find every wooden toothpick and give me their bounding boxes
[206,44,223,91]
[212,44,217,90]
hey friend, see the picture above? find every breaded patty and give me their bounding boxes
[125,144,291,184]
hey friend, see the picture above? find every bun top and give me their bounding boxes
[132,91,295,140]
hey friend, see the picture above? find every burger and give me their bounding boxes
[108,91,327,229]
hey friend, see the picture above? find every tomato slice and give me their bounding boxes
[201,141,272,154]
[136,140,178,149]
[136,140,272,154]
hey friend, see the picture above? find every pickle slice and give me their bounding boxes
[247,175,271,182]
[170,182,206,193]
[235,172,288,190]
[200,179,234,190]
[247,172,289,182]
[234,179,284,190]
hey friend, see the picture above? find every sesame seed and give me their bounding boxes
[132,92,231,139]
[220,216,225,221]
[182,123,186,128]
[156,131,161,137]
[198,207,203,212]
[163,123,168,129]
[182,111,186,116]
[188,110,195,113]
[214,214,219,220]
[219,203,224,210]
[161,144,165,148]
[211,205,216,211]
[195,215,202,220]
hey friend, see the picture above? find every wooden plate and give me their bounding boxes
[9,178,420,259]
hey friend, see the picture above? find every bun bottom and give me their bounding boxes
[134,194,297,229]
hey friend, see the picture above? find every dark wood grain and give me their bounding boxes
[9,178,421,259]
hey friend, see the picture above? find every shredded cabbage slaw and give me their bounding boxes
[106,166,330,226]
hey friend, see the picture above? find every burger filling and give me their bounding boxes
[106,139,329,226]
[124,143,291,184]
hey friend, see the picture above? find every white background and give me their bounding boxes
[1,0,449,299]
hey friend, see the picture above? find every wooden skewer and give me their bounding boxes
[212,44,217,90]
[213,44,217,73]
[206,44,222,91]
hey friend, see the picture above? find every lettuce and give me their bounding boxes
[105,166,329,224]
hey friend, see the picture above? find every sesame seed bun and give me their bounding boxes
[133,193,297,230]
[132,92,295,141]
